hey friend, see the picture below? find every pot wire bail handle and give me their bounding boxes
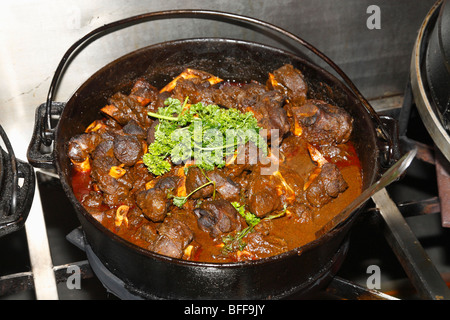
[42,9,395,164]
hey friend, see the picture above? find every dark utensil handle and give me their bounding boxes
[41,9,395,164]
[27,102,64,169]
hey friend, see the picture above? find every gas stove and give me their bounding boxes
[1,1,449,301]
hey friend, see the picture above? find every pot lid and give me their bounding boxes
[411,0,450,162]
[0,142,3,195]
[439,0,450,67]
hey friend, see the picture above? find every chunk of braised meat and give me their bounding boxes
[185,166,214,199]
[316,144,351,165]
[213,81,266,109]
[122,120,147,140]
[244,220,288,258]
[253,90,291,142]
[305,163,348,207]
[90,155,131,207]
[80,191,105,223]
[172,78,216,105]
[135,188,169,222]
[207,170,240,202]
[146,119,159,145]
[101,93,138,126]
[272,166,305,204]
[246,172,283,218]
[129,78,159,106]
[213,83,291,141]
[223,141,264,181]
[150,91,172,114]
[154,175,180,193]
[268,64,308,106]
[291,99,353,145]
[279,136,316,181]
[194,200,244,238]
[126,206,145,227]
[134,222,158,244]
[67,133,102,162]
[103,92,151,127]
[129,78,171,113]
[113,134,143,167]
[92,140,114,159]
[151,216,194,259]
[81,191,103,208]
[127,162,154,195]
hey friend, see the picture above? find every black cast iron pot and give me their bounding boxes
[0,125,35,237]
[27,10,397,299]
[425,0,450,131]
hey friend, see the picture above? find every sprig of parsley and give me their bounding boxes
[171,180,214,208]
[231,201,261,227]
[221,202,286,254]
[142,97,267,175]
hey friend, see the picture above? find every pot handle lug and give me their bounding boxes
[27,102,65,169]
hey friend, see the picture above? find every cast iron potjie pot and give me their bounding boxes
[0,125,35,237]
[425,0,450,131]
[27,10,397,299]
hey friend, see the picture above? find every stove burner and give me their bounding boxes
[65,227,351,300]
[66,227,146,300]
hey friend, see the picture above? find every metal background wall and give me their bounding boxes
[0,0,436,159]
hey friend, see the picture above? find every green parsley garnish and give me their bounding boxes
[142,97,267,175]
[170,167,216,208]
[221,202,286,253]
[232,201,261,227]
[171,180,214,208]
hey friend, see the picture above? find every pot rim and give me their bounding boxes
[55,37,377,268]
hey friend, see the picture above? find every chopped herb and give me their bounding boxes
[231,201,261,227]
[171,180,214,208]
[222,203,287,254]
[142,97,267,175]
[169,166,216,208]
[222,226,255,253]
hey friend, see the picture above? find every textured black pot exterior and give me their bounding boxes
[54,39,381,299]
[0,126,35,237]
[426,0,450,130]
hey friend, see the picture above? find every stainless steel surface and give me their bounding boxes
[326,276,399,300]
[24,174,58,300]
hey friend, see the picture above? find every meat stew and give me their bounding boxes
[67,64,362,263]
